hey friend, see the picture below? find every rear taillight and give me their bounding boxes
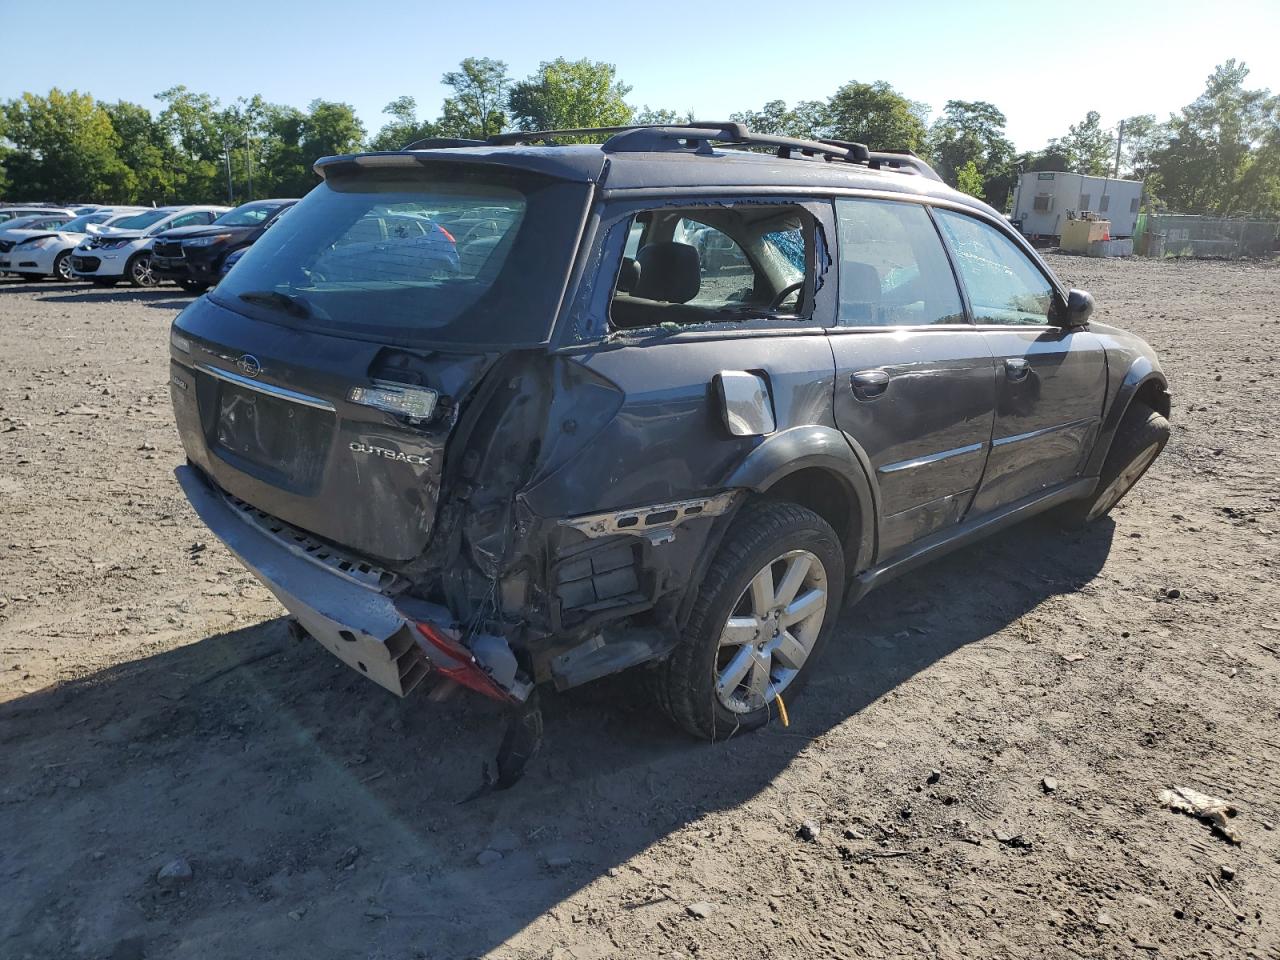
[412,621,516,702]
[348,382,438,421]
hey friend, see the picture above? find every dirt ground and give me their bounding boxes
[2,255,1279,960]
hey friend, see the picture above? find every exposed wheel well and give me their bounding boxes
[758,467,861,569]
[1133,378,1171,419]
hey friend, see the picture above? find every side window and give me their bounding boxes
[1099,194,1110,213]
[166,212,208,230]
[934,209,1056,326]
[834,198,965,327]
[609,203,815,330]
[1079,193,1092,212]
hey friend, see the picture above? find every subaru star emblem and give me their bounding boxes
[237,354,262,378]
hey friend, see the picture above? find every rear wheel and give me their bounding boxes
[1059,403,1169,527]
[53,250,74,282]
[178,279,209,294]
[655,501,844,740]
[126,253,157,288]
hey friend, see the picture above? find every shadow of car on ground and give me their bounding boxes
[0,498,1116,957]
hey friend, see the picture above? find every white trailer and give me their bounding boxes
[1011,171,1144,239]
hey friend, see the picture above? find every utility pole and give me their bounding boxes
[244,134,253,201]
[222,137,234,205]
[1113,118,1124,180]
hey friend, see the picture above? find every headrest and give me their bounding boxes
[617,256,641,293]
[842,261,881,302]
[633,242,700,304]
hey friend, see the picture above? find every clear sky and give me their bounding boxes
[4,0,1278,150]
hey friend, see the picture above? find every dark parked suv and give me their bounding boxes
[170,123,1170,778]
[152,198,296,293]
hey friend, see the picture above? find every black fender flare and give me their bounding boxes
[722,424,878,574]
[1086,359,1171,477]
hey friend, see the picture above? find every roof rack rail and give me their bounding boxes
[486,122,872,165]
[869,149,944,183]
[401,136,488,150]
[401,122,944,181]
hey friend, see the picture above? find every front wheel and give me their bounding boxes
[53,250,74,281]
[126,253,157,288]
[1059,403,1170,527]
[655,500,844,740]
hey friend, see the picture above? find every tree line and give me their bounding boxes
[1,57,1276,216]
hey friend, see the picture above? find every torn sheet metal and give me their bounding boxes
[559,490,739,544]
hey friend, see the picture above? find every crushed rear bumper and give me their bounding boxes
[175,464,433,696]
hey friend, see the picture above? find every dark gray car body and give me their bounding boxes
[170,135,1170,704]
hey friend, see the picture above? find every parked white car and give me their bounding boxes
[0,209,148,281]
[0,212,77,244]
[0,214,80,275]
[0,206,75,224]
[70,205,230,286]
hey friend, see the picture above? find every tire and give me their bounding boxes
[1059,403,1170,527]
[178,280,209,294]
[125,252,157,288]
[655,500,845,740]
[53,250,74,282]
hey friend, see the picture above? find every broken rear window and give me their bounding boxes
[210,162,590,349]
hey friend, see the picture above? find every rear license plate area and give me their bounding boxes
[212,383,333,490]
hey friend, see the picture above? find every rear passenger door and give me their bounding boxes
[933,210,1107,514]
[827,198,997,561]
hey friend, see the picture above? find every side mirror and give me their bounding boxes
[1056,288,1094,328]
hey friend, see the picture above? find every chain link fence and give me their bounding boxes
[1135,213,1280,259]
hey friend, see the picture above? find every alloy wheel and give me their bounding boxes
[714,549,828,714]
[131,256,156,286]
[56,253,74,281]
[1087,442,1160,521]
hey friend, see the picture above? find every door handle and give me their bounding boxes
[1004,358,1030,382]
[851,369,890,400]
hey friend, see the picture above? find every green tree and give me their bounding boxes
[729,99,827,139]
[257,103,310,197]
[438,57,510,139]
[1117,113,1163,180]
[368,96,441,150]
[823,80,928,152]
[1047,110,1114,176]
[955,159,985,199]
[633,105,693,125]
[2,89,129,201]
[155,85,230,201]
[103,99,175,202]
[508,58,632,135]
[927,100,1013,188]
[1150,60,1278,215]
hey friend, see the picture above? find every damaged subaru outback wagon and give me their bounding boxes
[170,123,1170,775]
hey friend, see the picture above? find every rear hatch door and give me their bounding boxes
[172,299,497,561]
[170,155,594,563]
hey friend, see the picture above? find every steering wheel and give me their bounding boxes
[769,280,804,311]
